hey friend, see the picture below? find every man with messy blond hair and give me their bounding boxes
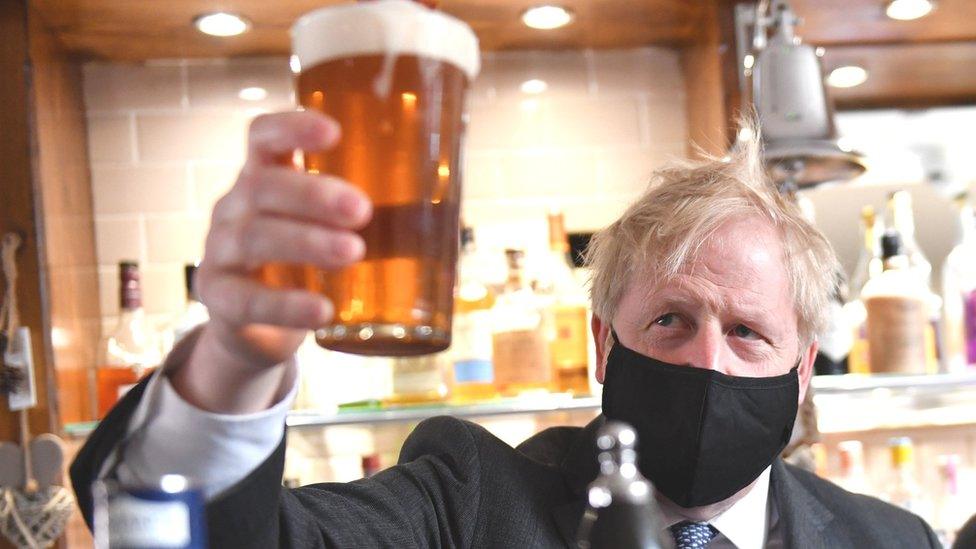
[72,111,938,548]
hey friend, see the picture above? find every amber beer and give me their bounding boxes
[263,1,480,356]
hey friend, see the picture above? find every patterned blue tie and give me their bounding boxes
[668,521,718,549]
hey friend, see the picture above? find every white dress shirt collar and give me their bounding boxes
[661,466,772,549]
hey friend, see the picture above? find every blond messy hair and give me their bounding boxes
[585,125,839,347]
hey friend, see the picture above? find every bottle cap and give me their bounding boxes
[880,231,903,260]
[460,226,474,247]
[184,264,199,299]
[118,261,142,310]
[888,436,914,466]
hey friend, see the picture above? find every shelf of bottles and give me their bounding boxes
[286,371,976,429]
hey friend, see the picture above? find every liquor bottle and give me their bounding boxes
[161,264,210,355]
[576,422,672,549]
[934,454,965,546]
[93,474,207,549]
[96,261,163,418]
[834,440,871,495]
[362,454,382,478]
[174,264,209,343]
[539,212,591,395]
[449,227,498,403]
[846,206,882,374]
[883,437,929,519]
[886,191,932,286]
[862,232,929,374]
[886,190,943,372]
[813,275,851,376]
[942,192,976,371]
[385,352,450,405]
[492,249,552,396]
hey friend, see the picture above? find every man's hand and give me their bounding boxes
[171,111,372,414]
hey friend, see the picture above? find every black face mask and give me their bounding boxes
[601,330,799,508]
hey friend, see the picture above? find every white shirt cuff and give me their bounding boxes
[109,327,299,501]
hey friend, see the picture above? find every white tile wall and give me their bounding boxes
[82,49,688,331]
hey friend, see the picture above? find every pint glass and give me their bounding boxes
[262,0,480,356]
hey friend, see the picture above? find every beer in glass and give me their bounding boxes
[263,0,480,356]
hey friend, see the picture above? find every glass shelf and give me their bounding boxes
[811,372,976,434]
[288,393,601,429]
[61,372,976,435]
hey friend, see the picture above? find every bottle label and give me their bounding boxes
[392,357,444,396]
[865,296,928,374]
[493,329,550,385]
[108,495,190,547]
[965,290,976,364]
[453,359,493,383]
[550,306,589,368]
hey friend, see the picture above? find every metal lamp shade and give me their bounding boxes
[752,34,865,188]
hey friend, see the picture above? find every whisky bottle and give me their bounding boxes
[942,192,976,371]
[862,233,929,374]
[845,206,882,374]
[539,212,591,395]
[96,261,162,417]
[492,249,551,396]
[886,190,942,372]
[450,227,498,403]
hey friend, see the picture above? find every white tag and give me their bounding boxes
[5,327,36,411]
[109,495,190,547]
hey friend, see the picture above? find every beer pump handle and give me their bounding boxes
[576,421,674,549]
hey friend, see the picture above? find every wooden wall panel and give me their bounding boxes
[679,0,739,158]
[28,7,100,426]
[0,0,55,442]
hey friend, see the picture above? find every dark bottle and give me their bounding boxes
[576,422,673,549]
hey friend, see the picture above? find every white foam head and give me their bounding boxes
[292,0,480,81]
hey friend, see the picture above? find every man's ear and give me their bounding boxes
[592,314,611,384]
[798,340,818,404]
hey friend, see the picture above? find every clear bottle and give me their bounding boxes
[846,206,882,374]
[934,454,965,546]
[886,190,943,372]
[862,232,930,374]
[385,352,450,405]
[174,264,209,343]
[942,192,976,371]
[538,212,591,395]
[886,191,932,286]
[884,437,929,519]
[450,227,498,403]
[492,249,552,396]
[161,264,210,355]
[835,440,871,495]
[96,261,163,418]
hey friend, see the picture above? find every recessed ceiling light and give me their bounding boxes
[521,5,574,30]
[238,87,268,101]
[885,0,934,21]
[827,65,868,88]
[289,55,302,74]
[194,12,250,37]
[520,79,548,94]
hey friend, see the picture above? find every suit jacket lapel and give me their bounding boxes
[771,459,850,549]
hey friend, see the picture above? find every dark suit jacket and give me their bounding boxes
[71,379,940,548]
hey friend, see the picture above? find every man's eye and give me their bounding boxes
[731,324,760,339]
[654,313,677,327]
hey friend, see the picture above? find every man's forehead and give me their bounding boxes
[628,238,791,311]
